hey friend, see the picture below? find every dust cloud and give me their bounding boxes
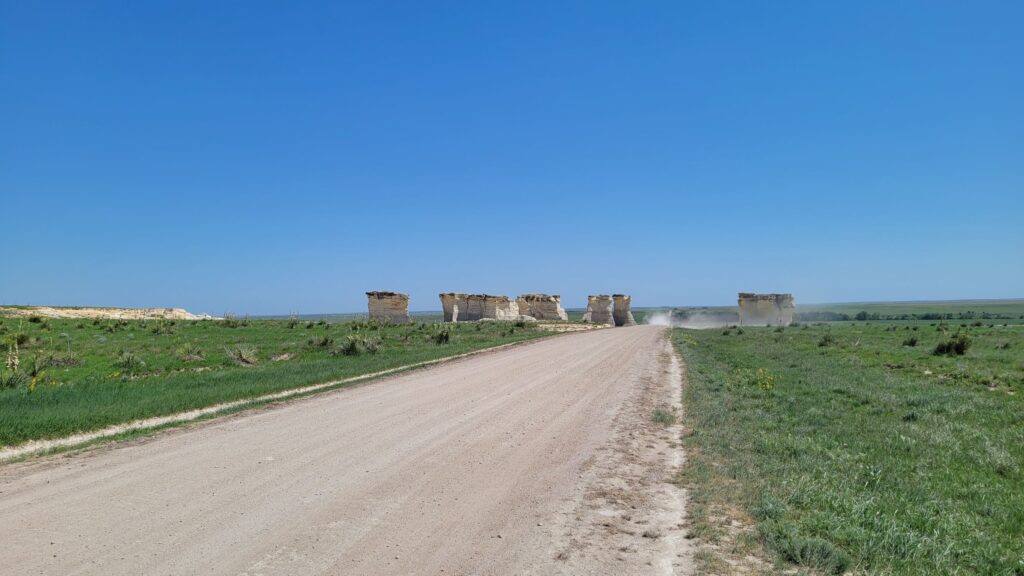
[643,309,737,329]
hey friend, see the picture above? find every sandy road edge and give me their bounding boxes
[0,330,588,464]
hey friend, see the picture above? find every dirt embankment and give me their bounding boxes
[0,306,209,321]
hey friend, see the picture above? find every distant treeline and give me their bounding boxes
[795,310,1023,322]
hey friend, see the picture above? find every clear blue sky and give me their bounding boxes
[2,1,1021,315]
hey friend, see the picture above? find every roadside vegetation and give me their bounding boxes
[0,316,549,447]
[673,322,1024,575]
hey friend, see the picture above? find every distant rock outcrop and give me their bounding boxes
[516,294,568,321]
[737,293,795,326]
[439,293,526,322]
[582,295,614,324]
[366,291,411,324]
[0,306,209,320]
[612,294,637,326]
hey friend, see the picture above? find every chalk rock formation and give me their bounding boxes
[582,295,614,324]
[0,306,208,320]
[612,294,637,326]
[366,291,410,324]
[516,294,568,321]
[439,293,523,322]
[737,293,795,326]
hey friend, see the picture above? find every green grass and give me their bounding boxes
[0,317,550,447]
[673,322,1024,575]
[635,298,1024,326]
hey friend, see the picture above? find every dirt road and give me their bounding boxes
[0,325,691,575]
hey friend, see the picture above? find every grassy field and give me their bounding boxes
[0,316,549,448]
[633,299,1024,327]
[673,321,1024,575]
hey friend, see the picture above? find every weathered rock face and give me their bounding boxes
[582,295,613,324]
[737,293,795,326]
[516,294,568,321]
[366,291,410,324]
[439,293,522,322]
[612,294,637,326]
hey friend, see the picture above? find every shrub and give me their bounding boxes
[48,354,81,367]
[432,327,450,345]
[755,368,777,390]
[818,333,837,347]
[175,342,205,362]
[759,521,851,575]
[225,344,258,366]
[286,318,299,329]
[902,336,918,347]
[115,350,146,372]
[363,337,382,355]
[333,336,362,356]
[0,370,29,390]
[27,315,43,323]
[150,321,177,335]
[934,333,971,356]
[306,335,335,349]
[222,315,249,328]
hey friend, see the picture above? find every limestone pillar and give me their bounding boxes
[612,294,636,326]
[366,291,410,324]
[582,295,614,324]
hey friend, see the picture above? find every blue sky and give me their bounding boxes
[2,1,1021,315]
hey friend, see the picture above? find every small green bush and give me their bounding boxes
[902,336,918,347]
[0,370,29,390]
[818,333,837,347]
[333,336,362,356]
[432,327,450,345]
[306,335,335,349]
[115,350,146,372]
[175,342,204,362]
[933,333,971,356]
[759,521,851,575]
[224,344,258,366]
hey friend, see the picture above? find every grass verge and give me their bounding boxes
[0,317,550,448]
[673,322,1024,575]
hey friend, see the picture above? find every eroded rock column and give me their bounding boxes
[366,291,410,324]
[737,293,795,326]
[612,294,636,326]
[517,294,568,321]
[582,295,614,324]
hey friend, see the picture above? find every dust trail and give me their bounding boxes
[644,310,735,329]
